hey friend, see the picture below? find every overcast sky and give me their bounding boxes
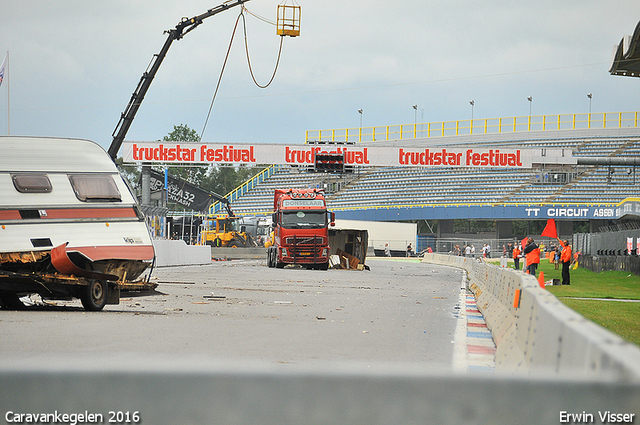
[1,1,640,153]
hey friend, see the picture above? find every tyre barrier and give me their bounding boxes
[421,253,640,380]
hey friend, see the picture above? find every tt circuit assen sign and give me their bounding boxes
[122,142,564,169]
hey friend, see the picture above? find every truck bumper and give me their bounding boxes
[279,246,329,265]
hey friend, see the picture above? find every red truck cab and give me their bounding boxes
[267,188,335,270]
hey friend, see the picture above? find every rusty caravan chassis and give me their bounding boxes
[0,137,156,311]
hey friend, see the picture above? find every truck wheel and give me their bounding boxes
[228,241,240,248]
[80,279,108,311]
[267,248,274,267]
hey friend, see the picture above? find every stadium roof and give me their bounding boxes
[610,20,640,77]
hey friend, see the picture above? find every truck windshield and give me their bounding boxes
[281,211,326,229]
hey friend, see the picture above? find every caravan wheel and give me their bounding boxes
[80,280,108,311]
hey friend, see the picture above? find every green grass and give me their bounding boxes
[531,260,640,346]
[438,257,640,345]
[559,298,640,346]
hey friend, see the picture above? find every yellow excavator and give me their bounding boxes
[198,194,255,248]
[200,214,255,248]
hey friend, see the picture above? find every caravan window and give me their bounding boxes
[68,174,121,202]
[12,173,52,193]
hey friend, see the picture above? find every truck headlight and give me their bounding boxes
[281,248,288,257]
[322,248,328,257]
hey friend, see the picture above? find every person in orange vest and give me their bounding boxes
[524,237,539,277]
[512,244,521,270]
[558,237,572,285]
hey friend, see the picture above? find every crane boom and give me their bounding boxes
[108,0,250,160]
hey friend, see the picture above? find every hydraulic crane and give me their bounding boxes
[107,0,250,160]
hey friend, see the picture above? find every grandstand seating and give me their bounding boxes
[229,168,325,215]
[225,136,640,216]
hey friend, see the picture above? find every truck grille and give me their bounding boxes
[284,236,325,246]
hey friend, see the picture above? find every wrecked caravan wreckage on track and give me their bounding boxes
[0,137,156,311]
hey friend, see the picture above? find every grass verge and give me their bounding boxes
[517,259,640,346]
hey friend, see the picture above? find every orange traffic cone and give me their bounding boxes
[538,271,545,289]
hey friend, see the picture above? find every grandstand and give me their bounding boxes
[213,112,640,243]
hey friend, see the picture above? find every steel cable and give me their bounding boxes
[200,11,243,142]
[242,10,284,89]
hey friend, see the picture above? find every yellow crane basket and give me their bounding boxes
[276,4,301,37]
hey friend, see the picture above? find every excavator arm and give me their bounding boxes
[108,0,250,160]
[209,190,234,217]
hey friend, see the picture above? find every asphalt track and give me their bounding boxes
[0,258,484,369]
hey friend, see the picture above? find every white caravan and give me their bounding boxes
[0,137,155,310]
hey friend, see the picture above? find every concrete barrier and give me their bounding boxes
[1,359,639,425]
[151,239,211,267]
[152,242,266,266]
[210,247,266,260]
[421,253,640,380]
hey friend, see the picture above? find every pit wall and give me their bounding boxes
[421,253,640,380]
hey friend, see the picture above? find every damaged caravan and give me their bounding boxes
[0,137,155,311]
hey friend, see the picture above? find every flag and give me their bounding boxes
[541,218,557,238]
[0,54,5,87]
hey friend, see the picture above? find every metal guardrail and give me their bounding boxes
[306,111,640,143]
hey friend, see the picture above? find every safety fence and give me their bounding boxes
[579,254,640,276]
[573,227,640,276]
[574,228,640,256]
[369,237,525,258]
[421,253,640,379]
[306,111,640,143]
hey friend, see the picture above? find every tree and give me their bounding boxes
[160,124,263,209]
[164,124,199,143]
[115,156,140,191]
[202,164,262,196]
[162,124,208,186]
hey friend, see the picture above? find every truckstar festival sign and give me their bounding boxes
[122,142,568,169]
